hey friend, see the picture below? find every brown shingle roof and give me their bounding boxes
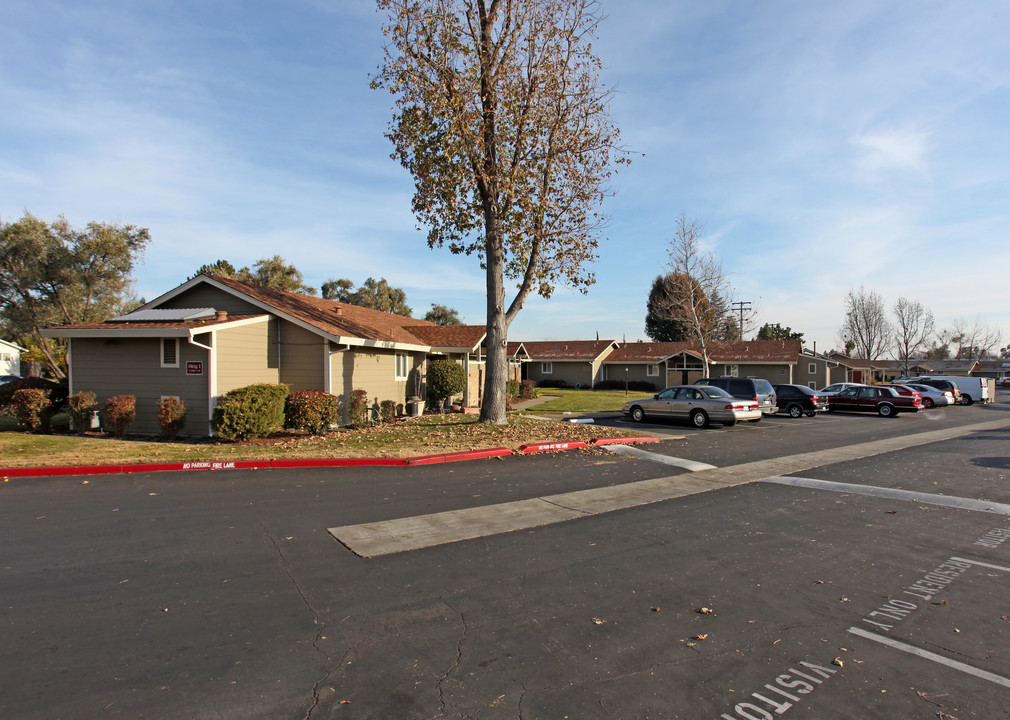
[206,275,436,346]
[606,342,694,362]
[521,340,617,361]
[403,324,486,350]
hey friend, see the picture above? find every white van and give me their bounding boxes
[913,376,988,405]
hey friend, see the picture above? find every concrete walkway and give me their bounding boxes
[329,416,1010,557]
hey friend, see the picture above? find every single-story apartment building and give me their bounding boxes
[518,340,618,388]
[43,274,519,436]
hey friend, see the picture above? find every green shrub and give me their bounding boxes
[68,391,98,434]
[157,397,187,440]
[285,390,339,434]
[212,383,289,441]
[10,388,53,433]
[104,395,136,439]
[344,389,369,428]
[519,379,537,400]
[379,399,397,424]
[0,377,68,415]
[506,380,521,399]
[427,359,467,408]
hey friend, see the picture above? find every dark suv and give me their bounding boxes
[694,377,777,418]
[773,384,827,418]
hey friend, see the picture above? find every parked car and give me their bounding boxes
[694,377,777,417]
[817,382,868,397]
[773,384,827,417]
[623,385,761,428]
[0,375,22,385]
[901,383,954,408]
[827,385,922,416]
[896,377,961,404]
[880,383,922,399]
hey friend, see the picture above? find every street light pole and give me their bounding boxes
[625,367,629,396]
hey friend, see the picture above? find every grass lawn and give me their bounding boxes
[0,412,643,469]
[522,387,654,413]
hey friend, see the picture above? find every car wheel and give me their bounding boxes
[923,397,934,409]
[961,395,974,405]
[878,403,895,417]
[631,406,645,423]
[788,404,803,418]
[690,410,709,428]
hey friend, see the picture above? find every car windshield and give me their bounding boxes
[703,386,732,399]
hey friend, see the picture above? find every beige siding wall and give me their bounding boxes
[329,347,423,423]
[216,321,279,393]
[70,337,210,436]
[279,321,324,392]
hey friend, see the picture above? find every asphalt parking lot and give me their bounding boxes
[2,391,1008,719]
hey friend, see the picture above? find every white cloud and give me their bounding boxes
[851,127,931,178]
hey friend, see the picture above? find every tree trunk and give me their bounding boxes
[480,238,509,425]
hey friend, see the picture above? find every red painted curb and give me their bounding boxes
[591,436,660,446]
[0,436,659,478]
[270,457,408,468]
[406,447,513,465]
[519,441,590,454]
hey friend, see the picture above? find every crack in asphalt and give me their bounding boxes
[262,529,334,720]
[435,597,469,719]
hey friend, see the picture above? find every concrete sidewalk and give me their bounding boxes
[329,415,1010,557]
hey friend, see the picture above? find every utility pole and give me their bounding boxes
[731,300,751,339]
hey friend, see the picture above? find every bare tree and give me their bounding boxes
[373,0,626,424]
[950,316,1002,360]
[839,286,891,361]
[665,213,732,369]
[892,297,934,375]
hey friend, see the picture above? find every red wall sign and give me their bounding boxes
[186,361,204,375]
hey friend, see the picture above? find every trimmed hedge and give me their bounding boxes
[105,395,136,439]
[68,391,98,434]
[157,397,187,440]
[0,377,68,414]
[285,390,339,434]
[426,359,467,406]
[212,383,289,441]
[10,388,53,433]
[345,389,369,428]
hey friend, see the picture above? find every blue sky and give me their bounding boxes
[3,0,1008,353]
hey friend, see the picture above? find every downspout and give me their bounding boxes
[188,332,215,436]
[323,339,331,394]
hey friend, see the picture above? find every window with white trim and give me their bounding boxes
[646,364,659,377]
[395,352,409,380]
[161,338,179,368]
[808,363,817,374]
[541,362,553,374]
[727,364,739,377]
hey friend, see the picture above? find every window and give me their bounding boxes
[161,338,179,368]
[395,353,409,380]
[541,362,553,374]
[808,363,817,374]
[727,365,739,377]
[809,382,817,389]
[647,364,659,377]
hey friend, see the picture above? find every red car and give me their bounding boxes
[827,385,922,417]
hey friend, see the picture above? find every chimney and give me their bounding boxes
[335,307,343,316]
[215,310,228,321]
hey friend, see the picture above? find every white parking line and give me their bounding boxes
[761,476,1010,515]
[604,444,717,471]
[847,626,1010,689]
